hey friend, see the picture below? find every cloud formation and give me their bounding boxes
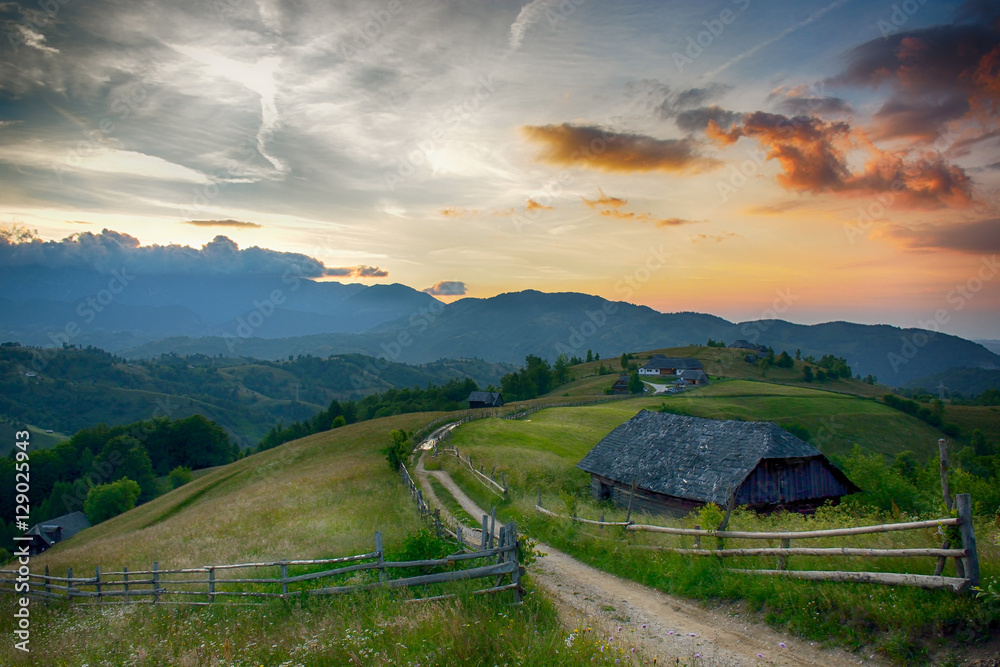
[422,280,467,296]
[525,198,553,212]
[521,124,718,173]
[185,219,263,228]
[874,218,1000,253]
[692,232,742,243]
[708,112,974,207]
[581,190,703,228]
[440,207,478,218]
[0,228,386,278]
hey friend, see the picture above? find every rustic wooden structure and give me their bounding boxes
[24,511,91,556]
[467,391,504,409]
[0,525,523,605]
[578,410,859,516]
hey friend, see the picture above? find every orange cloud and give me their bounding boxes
[872,218,1000,253]
[521,123,719,173]
[185,219,262,228]
[708,111,974,208]
[440,207,477,218]
[525,198,553,212]
[692,232,741,243]
[582,189,701,228]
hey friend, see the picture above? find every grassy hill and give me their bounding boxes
[0,411,637,666]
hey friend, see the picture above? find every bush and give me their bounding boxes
[168,466,193,489]
[84,477,141,524]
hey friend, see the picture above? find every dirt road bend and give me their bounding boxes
[414,452,883,667]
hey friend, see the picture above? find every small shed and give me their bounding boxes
[577,410,858,516]
[611,375,630,394]
[25,511,91,555]
[679,369,709,386]
[467,391,504,409]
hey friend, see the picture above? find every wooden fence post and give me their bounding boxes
[94,565,101,600]
[510,521,523,603]
[956,493,980,587]
[208,567,214,604]
[625,480,637,523]
[434,509,442,540]
[490,507,497,547]
[152,562,159,604]
[375,532,386,583]
[599,513,604,530]
[778,536,790,570]
[122,567,129,603]
[480,515,489,550]
[694,525,701,549]
[44,565,50,600]
[537,488,542,507]
[280,561,289,598]
[457,525,464,549]
[67,567,73,602]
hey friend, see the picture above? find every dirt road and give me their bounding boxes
[415,453,882,667]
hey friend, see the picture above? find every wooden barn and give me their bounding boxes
[467,391,504,409]
[25,511,91,556]
[577,410,859,516]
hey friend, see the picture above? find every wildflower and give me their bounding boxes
[779,642,786,648]
[757,653,764,658]
[640,624,647,630]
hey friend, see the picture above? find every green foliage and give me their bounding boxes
[585,349,593,362]
[500,355,554,401]
[168,466,193,489]
[775,350,794,368]
[882,393,961,435]
[802,365,813,382]
[96,435,158,502]
[838,445,935,515]
[84,477,141,523]
[627,370,644,394]
[784,423,811,442]
[691,502,725,530]
[381,428,411,472]
[706,338,726,348]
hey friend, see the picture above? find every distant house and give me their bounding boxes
[578,410,859,516]
[679,369,709,386]
[637,356,703,377]
[24,511,91,556]
[467,391,504,409]
[611,374,630,394]
[729,340,769,353]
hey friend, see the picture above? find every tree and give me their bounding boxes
[553,353,571,386]
[620,352,629,371]
[802,366,813,382]
[775,351,794,368]
[95,435,158,502]
[627,371,644,394]
[168,466,193,489]
[84,478,141,524]
[382,429,411,471]
[586,349,593,363]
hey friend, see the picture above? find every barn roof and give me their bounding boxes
[641,356,703,371]
[577,410,849,505]
[679,369,708,381]
[27,511,91,546]
[467,391,502,404]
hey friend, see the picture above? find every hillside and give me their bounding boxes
[0,345,513,446]
[116,290,999,386]
[905,366,1000,397]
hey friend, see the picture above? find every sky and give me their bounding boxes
[1,0,998,339]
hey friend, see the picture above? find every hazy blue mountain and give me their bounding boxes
[111,290,999,386]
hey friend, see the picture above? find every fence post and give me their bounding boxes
[510,521,523,603]
[417,490,425,514]
[152,562,159,604]
[599,514,604,530]
[434,509,442,540]
[122,567,129,604]
[67,567,73,602]
[375,532,386,583]
[625,480,637,523]
[778,536,790,570]
[956,493,980,587]
[280,561,289,598]
[694,525,701,550]
[537,488,542,508]
[480,515,489,550]
[44,564,50,600]
[457,525,464,549]
[490,507,497,547]
[208,567,214,604]
[94,566,101,600]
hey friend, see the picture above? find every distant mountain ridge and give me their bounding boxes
[107,290,998,387]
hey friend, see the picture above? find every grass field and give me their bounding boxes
[437,400,1000,664]
[0,411,653,666]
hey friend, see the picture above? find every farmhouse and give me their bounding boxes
[467,391,504,409]
[578,410,859,516]
[25,511,91,556]
[637,355,703,377]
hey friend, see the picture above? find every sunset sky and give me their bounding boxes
[1,0,998,339]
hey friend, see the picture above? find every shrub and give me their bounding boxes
[84,477,141,523]
[168,466,192,489]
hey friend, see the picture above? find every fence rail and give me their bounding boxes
[535,493,980,594]
[0,525,523,606]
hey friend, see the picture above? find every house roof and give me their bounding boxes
[728,339,755,349]
[27,511,91,544]
[640,356,703,371]
[577,410,852,505]
[467,391,502,404]
[679,369,708,380]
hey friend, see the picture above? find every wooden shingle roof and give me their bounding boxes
[577,410,851,505]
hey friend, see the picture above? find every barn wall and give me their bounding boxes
[589,474,703,518]
[736,458,851,507]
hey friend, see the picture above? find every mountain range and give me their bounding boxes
[2,268,997,388]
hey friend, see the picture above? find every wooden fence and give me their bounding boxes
[0,526,523,606]
[535,493,980,594]
[436,447,508,499]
